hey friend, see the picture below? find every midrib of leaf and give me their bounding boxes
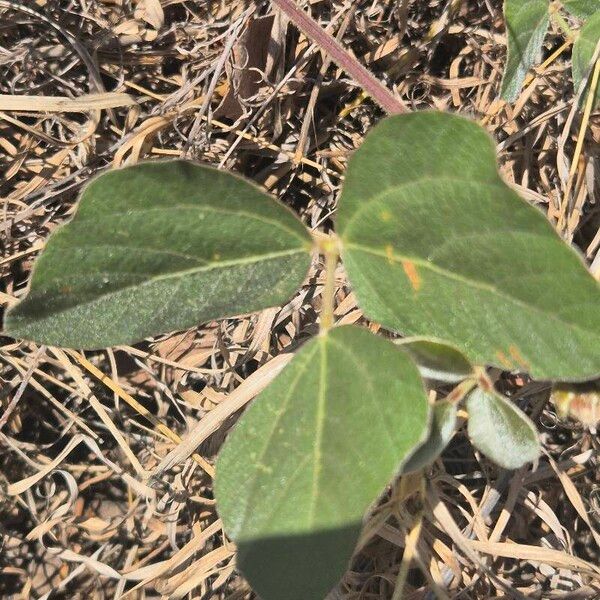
[345,242,600,342]
[27,247,307,318]
[76,203,310,245]
[308,335,328,525]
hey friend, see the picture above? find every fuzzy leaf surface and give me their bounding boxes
[466,388,540,469]
[215,325,429,600]
[338,112,600,381]
[501,0,550,101]
[397,338,473,383]
[4,161,312,348]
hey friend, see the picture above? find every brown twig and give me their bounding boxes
[271,0,408,114]
[293,4,357,163]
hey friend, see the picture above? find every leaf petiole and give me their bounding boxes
[446,377,478,405]
[319,236,340,333]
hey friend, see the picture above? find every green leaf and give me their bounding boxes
[572,12,600,108]
[562,0,600,18]
[396,337,473,383]
[214,325,429,600]
[500,0,550,101]
[4,161,312,349]
[337,112,600,381]
[402,400,458,473]
[466,387,540,469]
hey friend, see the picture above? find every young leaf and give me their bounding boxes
[572,12,600,108]
[214,325,429,600]
[396,337,473,383]
[337,112,600,381]
[562,0,600,18]
[466,388,540,469]
[4,161,312,349]
[402,400,458,473]
[500,0,550,101]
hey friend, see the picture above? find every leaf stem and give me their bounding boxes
[446,377,478,404]
[271,0,407,115]
[319,237,339,333]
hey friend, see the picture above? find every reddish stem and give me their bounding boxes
[271,0,408,115]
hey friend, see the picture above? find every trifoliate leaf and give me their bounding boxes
[4,161,312,348]
[215,325,429,600]
[338,112,600,381]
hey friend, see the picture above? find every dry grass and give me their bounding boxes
[1,0,599,598]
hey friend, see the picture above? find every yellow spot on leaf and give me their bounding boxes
[401,260,421,291]
[255,463,273,475]
[380,210,392,222]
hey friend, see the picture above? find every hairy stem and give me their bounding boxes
[271,0,408,114]
[320,239,339,332]
[446,377,478,404]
